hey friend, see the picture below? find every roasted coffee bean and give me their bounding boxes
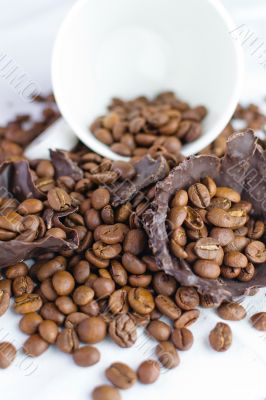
[73,345,100,367]
[65,312,89,328]
[208,197,231,211]
[156,341,180,369]
[84,209,102,230]
[72,260,91,284]
[0,279,11,295]
[209,322,232,352]
[109,289,128,314]
[91,188,110,210]
[193,260,220,279]
[36,256,67,281]
[210,227,235,247]
[171,190,188,207]
[155,295,181,320]
[200,294,216,309]
[111,161,136,180]
[19,312,43,334]
[109,313,137,348]
[142,255,160,272]
[207,208,246,229]
[38,320,59,343]
[14,293,42,314]
[92,385,121,400]
[47,188,71,211]
[40,303,65,325]
[188,183,210,208]
[194,238,220,260]
[217,302,246,321]
[224,251,248,269]
[171,226,187,246]
[52,271,75,296]
[36,160,55,178]
[238,262,255,282]
[152,272,177,296]
[105,362,137,389]
[128,274,152,288]
[0,342,16,368]
[174,309,200,328]
[128,288,155,315]
[95,128,113,145]
[55,296,77,314]
[171,327,193,351]
[185,242,197,263]
[12,275,34,296]
[110,260,128,286]
[46,227,66,240]
[175,287,199,310]
[220,266,241,279]
[95,224,126,244]
[72,286,94,306]
[247,219,265,239]
[5,262,28,279]
[215,187,240,203]
[85,250,109,269]
[250,312,266,331]
[17,199,43,215]
[185,207,204,230]
[23,334,49,357]
[122,253,146,274]
[92,278,115,298]
[0,290,10,316]
[170,240,188,259]
[202,177,216,197]
[56,328,79,353]
[137,360,160,384]
[147,320,171,341]
[93,241,122,259]
[40,278,57,301]
[224,236,249,252]
[245,241,266,263]
[77,316,107,344]
[123,229,147,255]
[168,206,187,229]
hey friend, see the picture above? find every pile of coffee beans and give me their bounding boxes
[168,177,266,281]
[0,96,265,400]
[90,92,207,160]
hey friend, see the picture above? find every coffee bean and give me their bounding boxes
[137,360,160,384]
[155,294,181,320]
[123,229,147,255]
[109,289,128,314]
[109,313,137,348]
[185,207,204,230]
[6,262,28,279]
[175,287,199,310]
[174,309,200,328]
[147,320,171,341]
[92,385,121,400]
[0,342,16,368]
[111,161,136,180]
[65,312,89,328]
[23,334,49,357]
[200,294,216,308]
[47,188,71,211]
[0,290,10,316]
[207,208,246,229]
[72,260,91,284]
[95,128,113,145]
[85,250,109,269]
[77,316,106,344]
[93,241,122,259]
[17,199,43,215]
[194,237,220,260]
[170,240,188,259]
[217,302,246,321]
[224,236,249,252]
[250,312,266,331]
[193,260,220,279]
[188,183,210,208]
[152,272,177,296]
[245,241,266,263]
[19,312,43,334]
[92,277,115,299]
[40,302,65,325]
[95,224,126,245]
[156,341,180,369]
[209,322,232,352]
[110,260,128,286]
[105,362,137,389]
[40,278,57,301]
[220,266,241,279]
[208,197,231,211]
[52,271,75,296]
[142,256,160,272]
[210,227,234,247]
[215,187,240,203]
[12,275,34,296]
[224,251,248,269]
[171,226,187,246]
[56,328,79,353]
[171,327,193,350]
[122,253,146,274]
[247,219,265,239]
[202,177,216,198]
[38,320,59,343]
[0,279,12,296]
[73,345,100,367]
[14,293,42,314]
[72,286,94,306]
[91,188,110,210]
[168,206,187,229]
[37,256,67,282]
[238,262,255,282]
[128,288,155,315]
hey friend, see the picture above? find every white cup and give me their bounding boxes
[26,0,243,160]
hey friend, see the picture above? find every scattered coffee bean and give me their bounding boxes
[105,362,137,389]
[175,286,199,311]
[147,320,171,342]
[23,334,49,357]
[92,385,121,400]
[109,313,137,348]
[38,320,59,344]
[217,302,246,321]
[250,312,266,331]
[73,345,100,367]
[156,341,180,369]
[19,312,43,334]
[171,327,194,350]
[77,316,106,344]
[137,360,160,384]
[209,322,232,352]
[0,342,16,368]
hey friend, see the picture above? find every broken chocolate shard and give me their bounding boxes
[143,130,266,304]
[50,149,83,181]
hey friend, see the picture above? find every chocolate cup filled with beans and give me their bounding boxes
[90,92,207,160]
[168,177,266,281]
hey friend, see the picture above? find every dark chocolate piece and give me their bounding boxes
[143,130,266,303]
[50,149,83,181]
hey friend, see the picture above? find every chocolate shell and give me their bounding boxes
[143,130,266,304]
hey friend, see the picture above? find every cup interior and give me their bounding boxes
[52,0,243,159]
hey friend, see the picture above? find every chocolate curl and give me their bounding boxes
[143,130,266,304]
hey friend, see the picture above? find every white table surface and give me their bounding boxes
[0,1,265,399]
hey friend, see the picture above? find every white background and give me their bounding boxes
[0,1,266,399]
